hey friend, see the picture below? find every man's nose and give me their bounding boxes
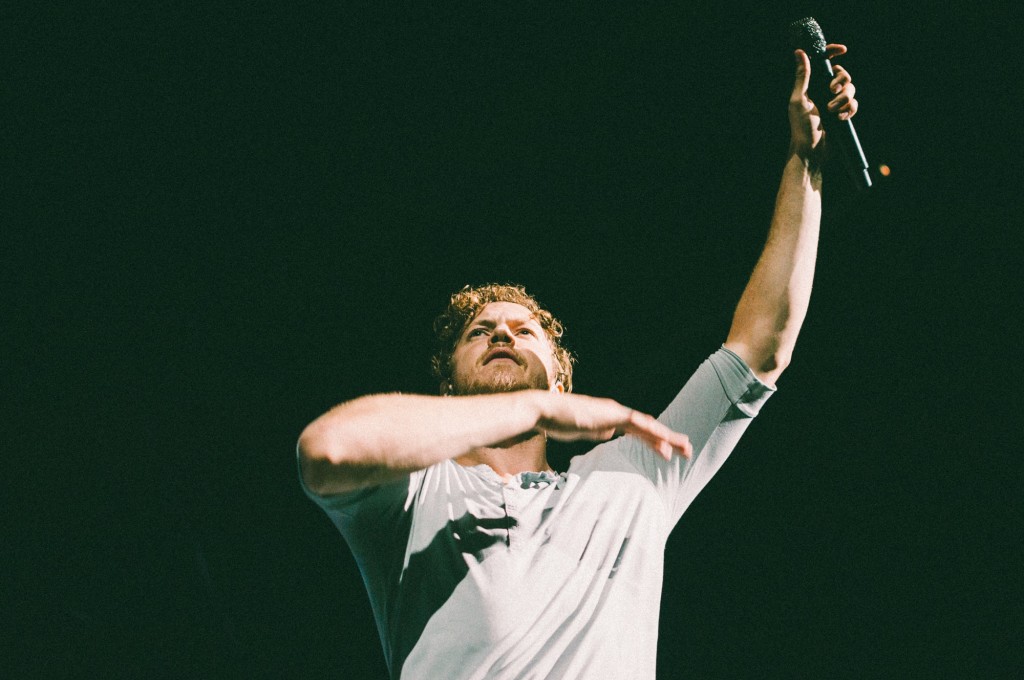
[490,326,514,344]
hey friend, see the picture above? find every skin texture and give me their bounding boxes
[298,47,859,493]
[724,44,856,386]
[298,301,693,493]
[448,302,562,397]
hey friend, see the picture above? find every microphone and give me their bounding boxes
[789,17,872,189]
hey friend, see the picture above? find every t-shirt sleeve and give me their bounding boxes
[578,346,775,529]
[297,451,420,587]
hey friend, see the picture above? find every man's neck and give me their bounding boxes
[455,432,550,477]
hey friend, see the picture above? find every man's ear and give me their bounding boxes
[550,381,564,394]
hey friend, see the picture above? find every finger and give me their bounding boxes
[670,433,693,459]
[828,96,859,119]
[656,440,672,461]
[827,90,853,111]
[791,49,811,101]
[648,433,691,460]
[652,425,691,454]
[837,98,858,120]
[633,432,674,461]
[824,43,848,58]
[624,412,693,459]
[829,67,852,93]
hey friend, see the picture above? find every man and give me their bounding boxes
[298,45,858,679]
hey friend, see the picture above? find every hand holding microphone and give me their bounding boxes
[789,17,871,189]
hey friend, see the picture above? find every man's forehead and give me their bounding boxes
[470,302,539,325]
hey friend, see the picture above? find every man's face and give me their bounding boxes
[448,302,561,396]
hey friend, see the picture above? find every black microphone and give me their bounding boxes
[789,17,872,189]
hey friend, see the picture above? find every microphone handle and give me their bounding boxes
[809,54,872,190]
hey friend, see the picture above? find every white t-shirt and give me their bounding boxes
[303,347,775,679]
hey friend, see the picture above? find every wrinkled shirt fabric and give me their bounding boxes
[302,347,774,679]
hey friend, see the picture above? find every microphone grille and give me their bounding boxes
[789,17,827,55]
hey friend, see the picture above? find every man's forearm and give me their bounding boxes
[298,392,544,495]
[725,150,822,385]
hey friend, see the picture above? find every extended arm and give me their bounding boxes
[725,45,858,385]
[298,391,692,495]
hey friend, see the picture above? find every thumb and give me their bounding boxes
[792,49,811,100]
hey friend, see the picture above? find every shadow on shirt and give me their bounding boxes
[390,512,514,673]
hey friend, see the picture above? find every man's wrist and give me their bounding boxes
[527,389,554,430]
[787,144,824,183]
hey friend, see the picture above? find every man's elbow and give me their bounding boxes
[297,426,388,496]
[725,337,792,385]
[297,425,360,495]
[297,429,335,496]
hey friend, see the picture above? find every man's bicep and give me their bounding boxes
[634,347,776,526]
[658,347,775,436]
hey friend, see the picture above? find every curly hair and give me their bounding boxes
[431,283,574,393]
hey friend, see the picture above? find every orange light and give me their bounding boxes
[878,164,891,177]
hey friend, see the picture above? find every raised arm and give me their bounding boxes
[725,45,858,385]
[298,391,692,495]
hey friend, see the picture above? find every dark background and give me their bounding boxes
[6,2,1021,678]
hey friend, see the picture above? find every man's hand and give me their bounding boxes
[790,44,859,159]
[299,390,693,495]
[536,393,693,461]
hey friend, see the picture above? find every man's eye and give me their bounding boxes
[517,329,535,336]
[468,329,487,337]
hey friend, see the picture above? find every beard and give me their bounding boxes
[450,362,549,396]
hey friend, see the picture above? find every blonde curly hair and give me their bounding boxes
[431,283,574,393]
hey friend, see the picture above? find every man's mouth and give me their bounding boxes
[484,349,520,365]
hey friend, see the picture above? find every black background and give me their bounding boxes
[6,2,1021,678]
